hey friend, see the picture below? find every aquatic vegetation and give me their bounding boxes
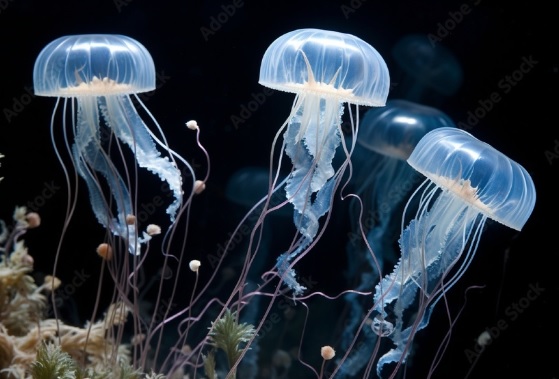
[0,208,136,379]
[204,308,257,379]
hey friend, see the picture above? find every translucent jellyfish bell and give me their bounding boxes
[258,28,390,294]
[371,127,536,377]
[408,127,536,230]
[357,99,456,160]
[33,34,155,97]
[33,34,188,255]
[260,28,389,106]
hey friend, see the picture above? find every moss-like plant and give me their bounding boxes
[205,308,257,379]
[30,343,78,379]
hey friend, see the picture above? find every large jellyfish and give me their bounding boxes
[370,127,536,378]
[258,28,390,295]
[33,34,196,256]
[339,100,457,375]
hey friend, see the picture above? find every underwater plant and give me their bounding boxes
[0,207,140,379]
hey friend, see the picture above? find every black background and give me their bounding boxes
[0,1,557,378]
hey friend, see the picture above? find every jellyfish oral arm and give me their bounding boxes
[72,94,183,255]
[275,93,343,294]
[72,96,142,254]
[102,95,183,221]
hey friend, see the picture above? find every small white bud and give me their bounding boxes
[189,259,201,272]
[186,120,199,130]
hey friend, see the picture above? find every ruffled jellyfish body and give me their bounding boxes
[259,28,390,294]
[371,127,536,377]
[391,34,463,105]
[33,34,185,255]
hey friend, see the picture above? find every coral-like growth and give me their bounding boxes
[0,208,135,379]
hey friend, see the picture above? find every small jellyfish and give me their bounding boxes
[258,28,390,294]
[33,34,198,255]
[391,34,463,105]
[371,127,536,377]
[339,100,456,372]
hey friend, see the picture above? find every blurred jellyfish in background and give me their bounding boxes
[257,28,390,295]
[369,127,536,378]
[390,34,463,106]
[349,99,457,269]
[338,99,457,376]
[33,34,208,371]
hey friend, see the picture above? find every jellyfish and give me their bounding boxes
[258,28,390,294]
[32,34,211,374]
[338,100,457,374]
[370,127,536,377]
[391,34,463,105]
[33,34,194,256]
